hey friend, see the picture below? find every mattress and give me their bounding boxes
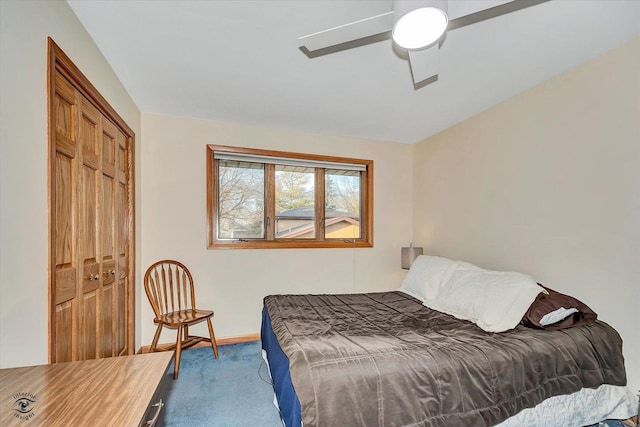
[261,291,633,426]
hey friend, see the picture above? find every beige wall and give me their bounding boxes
[140,113,413,343]
[413,38,640,392]
[0,1,142,368]
[1,0,635,400]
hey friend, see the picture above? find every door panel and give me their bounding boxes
[117,133,127,182]
[81,290,98,360]
[55,269,76,305]
[54,154,74,267]
[101,284,114,358]
[54,73,75,139]
[81,166,98,264]
[102,177,115,263]
[80,97,99,168]
[116,259,127,356]
[55,300,74,362]
[116,182,127,257]
[54,153,76,306]
[102,119,117,179]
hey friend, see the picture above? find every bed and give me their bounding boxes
[261,257,636,426]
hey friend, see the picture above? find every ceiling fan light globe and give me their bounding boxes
[392,7,448,50]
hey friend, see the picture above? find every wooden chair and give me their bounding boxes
[144,260,218,379]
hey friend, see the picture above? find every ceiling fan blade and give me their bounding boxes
[448,0,548,29]
[447,0,514,20]
[408,44,439,85]
[299,11,394,52]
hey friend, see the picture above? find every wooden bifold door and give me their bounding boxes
[48,39,135,363]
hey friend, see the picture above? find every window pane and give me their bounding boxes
[275,165,315,239]
[208,145,373,248]
[217,160,265,239]
[325,169,361,239]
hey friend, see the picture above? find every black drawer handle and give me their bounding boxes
[145,399,164,426]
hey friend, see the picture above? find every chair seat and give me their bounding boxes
[156,309,213,327]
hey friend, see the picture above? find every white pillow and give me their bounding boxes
[429,267,545,333]
[400,255,458,302]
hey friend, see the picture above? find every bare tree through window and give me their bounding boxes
[218,161,264,239]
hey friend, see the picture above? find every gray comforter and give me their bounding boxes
[264,291,627,427]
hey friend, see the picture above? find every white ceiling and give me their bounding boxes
[67,0,640,144]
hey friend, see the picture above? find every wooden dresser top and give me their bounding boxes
[0,352,173,426]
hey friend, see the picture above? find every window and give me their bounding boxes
[207,145,373,249]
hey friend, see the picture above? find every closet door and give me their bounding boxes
[49,39,135,364]
[52,73,80,362]
[114,129,130,356]
[78,96,101,360]
[98,119,130,357]
[100,118,117,358]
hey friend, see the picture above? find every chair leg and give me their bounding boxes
[150,324,163,352]
[207,318,219,359]
[184,325,189,341]
[174,326,183,379]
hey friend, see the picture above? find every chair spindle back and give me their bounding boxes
[144,260,197,318]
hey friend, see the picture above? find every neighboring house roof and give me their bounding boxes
[277,206,358,220]
[276,216,359,238]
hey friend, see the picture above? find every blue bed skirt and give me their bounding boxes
[261,305,302,427]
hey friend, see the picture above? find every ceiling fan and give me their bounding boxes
[299,0,546,87]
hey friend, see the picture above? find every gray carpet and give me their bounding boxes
[163,341,283,426]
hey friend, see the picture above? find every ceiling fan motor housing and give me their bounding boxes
[392,0,449,49]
